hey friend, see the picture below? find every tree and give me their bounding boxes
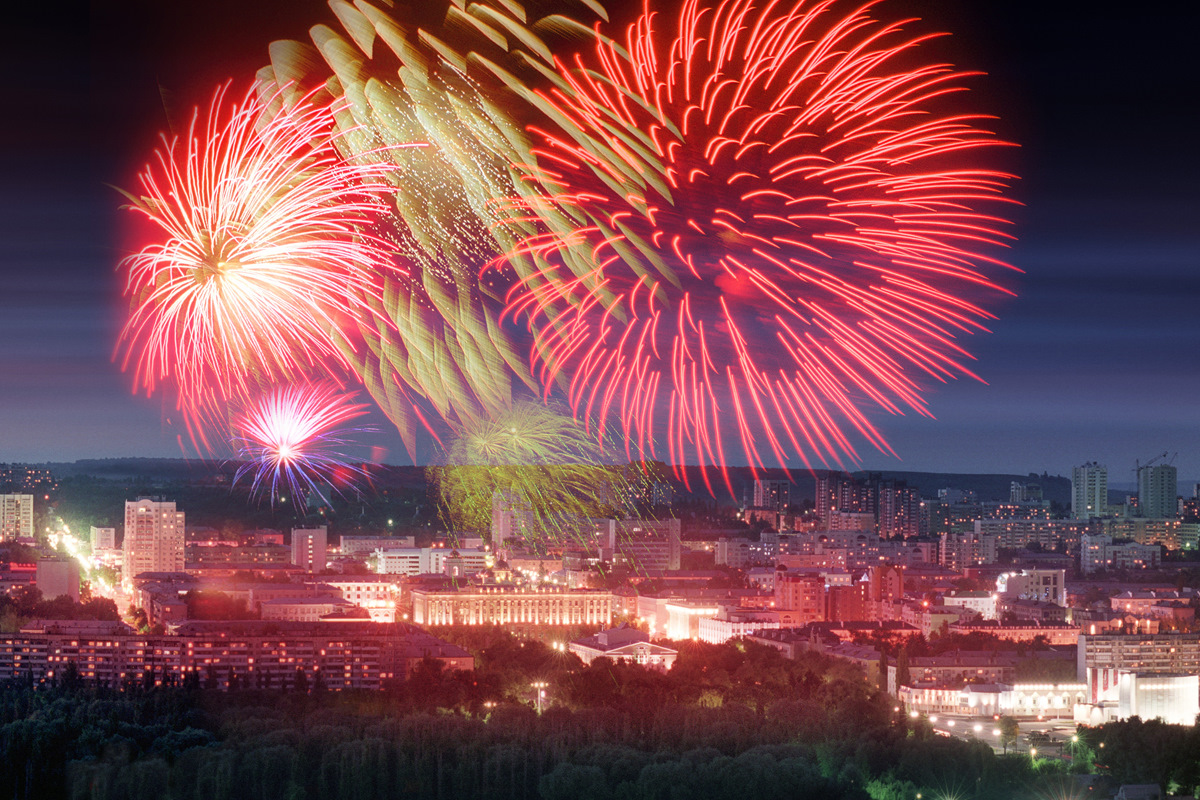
[998,716,1019,754]
[878,650,890,693]
[293,666,308,694]
[895,646,910,689]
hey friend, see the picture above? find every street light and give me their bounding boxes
[531,681,549,714]
[973,723,983,733]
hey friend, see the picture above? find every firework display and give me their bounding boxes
[253,0,610,454]
[232,383,372,503]
[117,85,411,440]
[117,0,1018,508]
[496,0,1016,492]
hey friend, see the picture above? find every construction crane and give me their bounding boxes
[1133,451,1177,473]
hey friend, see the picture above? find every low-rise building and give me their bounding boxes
[317,576,401,622]
[997,568,1066,606]
[260,595,358,623]
[697,610,782,644]
[1108,589,1197,616]
[998,598,1071,625]
[901,602,967,637]
[340,535,415,556]
[36,558,80,602]
[411,586,614,627]
[569,625,677,670]
[374,547,489,578]
[947,619,1080,646]
[899,681,1088,719]
[942,590,998,620]
[0,620,473,689]
[1080,534,1163,574]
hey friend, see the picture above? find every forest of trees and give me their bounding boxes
[0,586,119,633]
[0,633,1196,799]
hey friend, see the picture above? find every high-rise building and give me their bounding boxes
[1137,464,1177,519]
[1072,462,1108,519]
[595,518,682,571]
[751,480,790,511]
[876,478,920,538]
[815,473,917,537]
[122,499,185,585]
[291,527,328,573]
[1009,482,1043,505]
[0,494,34,540]
[816,472,875,523]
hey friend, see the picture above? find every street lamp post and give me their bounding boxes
[531,681,548,714]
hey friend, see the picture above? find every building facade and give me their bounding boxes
[940,531,998,569]
[0,620,472,689]
[570,626,677,670]
[411,586,614,626]
[291,527,328,573]
[122,499,185,586]
[0,494,33,540]
[1080,534,1162,574]
[1137,464,1177,519]
[1101,518,1198,552]
[90,526,117,551]
[36,558,80,602]
[1072,462,1108,520]
[996,568,1066,606]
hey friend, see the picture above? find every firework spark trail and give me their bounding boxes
[117,83,417,443]
[428,401,638,544]
[495,0,1018,492]
[254,0,611,455]
[232,383,372,503]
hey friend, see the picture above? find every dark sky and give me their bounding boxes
[2,0,1197,486]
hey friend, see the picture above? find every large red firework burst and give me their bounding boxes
[501,0,1017,493]
[117,84,412,444]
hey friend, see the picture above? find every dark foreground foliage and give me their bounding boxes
[0,637,1195,800]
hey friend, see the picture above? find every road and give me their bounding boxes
[924,713,1081,760]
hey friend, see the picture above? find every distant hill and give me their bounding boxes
[665,466,1070,505]
[40,458,1069,506]
[45,458,234,481]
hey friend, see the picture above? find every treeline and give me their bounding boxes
[1,633,1197,800]
[1,682,1044,800]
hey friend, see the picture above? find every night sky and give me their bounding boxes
[3,0,1197,486]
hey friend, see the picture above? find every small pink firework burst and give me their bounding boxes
[232,383,372,503]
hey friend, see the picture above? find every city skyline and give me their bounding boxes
[2,0,1197,482]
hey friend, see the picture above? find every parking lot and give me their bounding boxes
[920,712,1081,759]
